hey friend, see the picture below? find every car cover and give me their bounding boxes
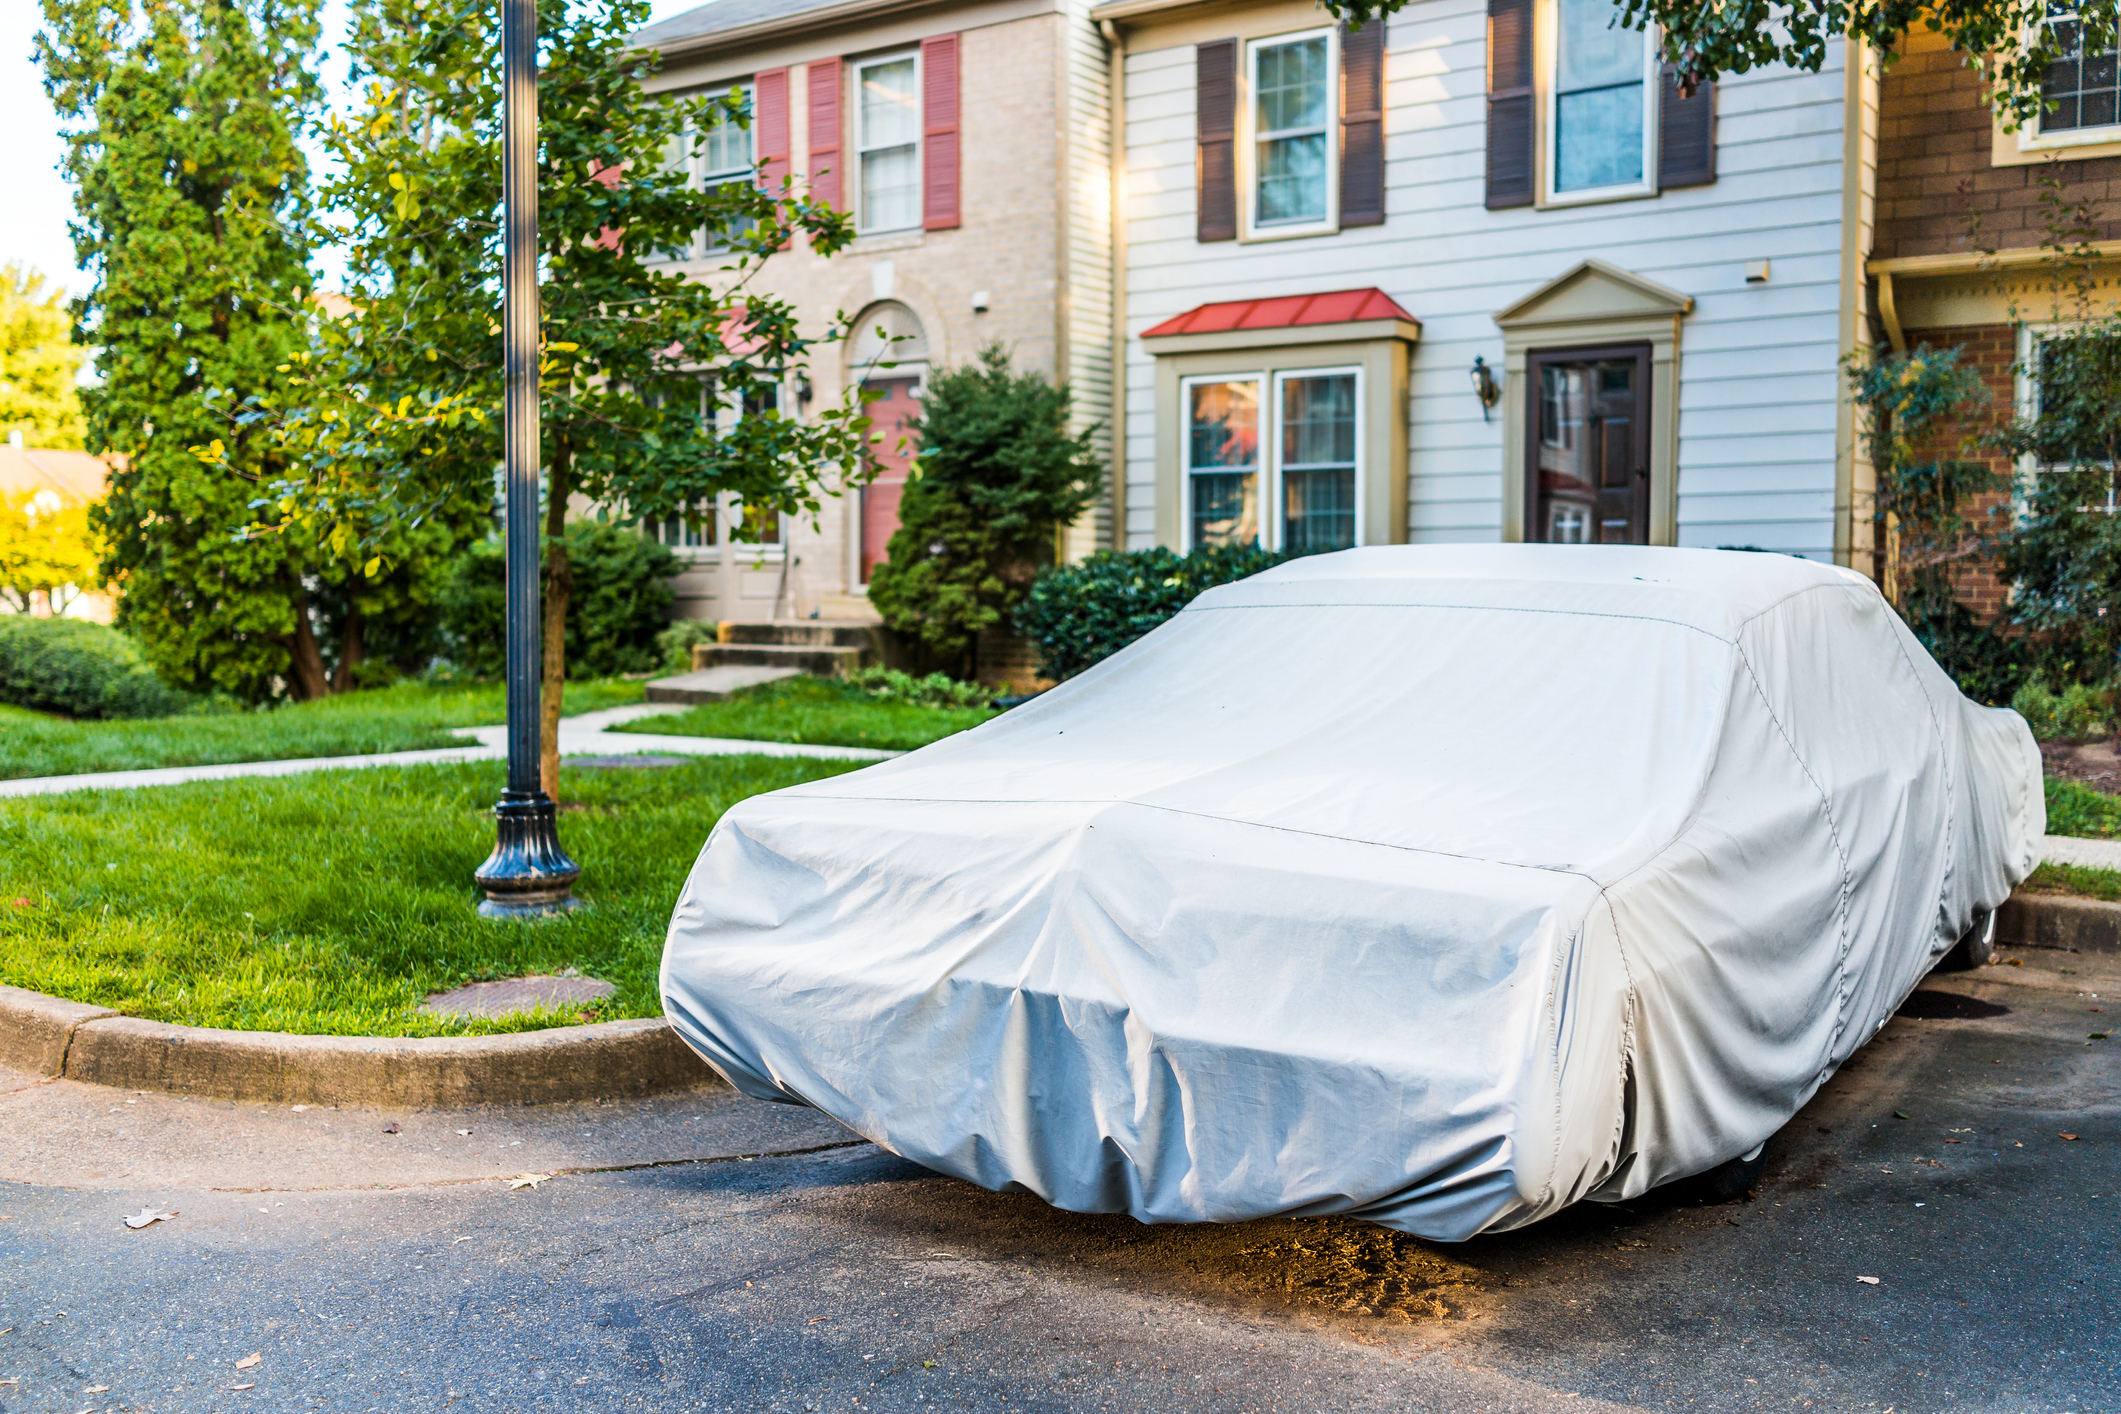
[660,545,2043,1241]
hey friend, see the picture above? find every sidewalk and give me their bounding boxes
[0,704,898,798]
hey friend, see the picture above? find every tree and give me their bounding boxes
[1319,0,2115,130]
[241,0,873,793]
[38,0,347,702]
[0,488,101,616]
[0,265,88,449]
[868,345,1104,674]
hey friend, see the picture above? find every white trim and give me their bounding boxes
[1540,0,1658,207]
[1239,26,1340,242]
[853,50,923,236]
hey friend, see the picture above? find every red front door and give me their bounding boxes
[861,377,921,583]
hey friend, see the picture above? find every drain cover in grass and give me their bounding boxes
[419,974,617,1019]
[566,754,688,769]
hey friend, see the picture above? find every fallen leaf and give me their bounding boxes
[1892,1110,1911,1120]
[123,1206,177,1229]
[506,1173,551,1190]
[453,1235,474,1243]
[234,1352,262,1370]
[1943,1138,1963,1144]
[383,1122,400,1134]
[2008,958,2024,966]
[231,1381,256,1390]
[808,1316,831,1325]
[2060,1133,2080,1141]
[85,1385,109,1393]
[1856,1276,1881,1285]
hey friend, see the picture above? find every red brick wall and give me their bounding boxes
[1876,34,2121,260]
[1896,324,2017,619]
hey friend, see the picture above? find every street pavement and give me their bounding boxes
[1,945,2113,1414]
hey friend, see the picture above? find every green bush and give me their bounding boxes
[655,619,718,675]
[439,522,679,679]
[1014,544,1287,681]
[843,665,995,708]
[2010,677,2115,741]
[0,615,190,719]
[867,345,1103,669]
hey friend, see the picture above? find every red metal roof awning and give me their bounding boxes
[1141,287,1419,339]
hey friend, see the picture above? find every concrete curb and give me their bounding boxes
[0,986,715,1106]
[1998,892,2121,955]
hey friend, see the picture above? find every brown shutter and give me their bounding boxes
[921,34,961,230]
[807,59,842,208]
[756,68,791,192]
[1658,66,1716,189]
[1196,38,1238,242]
[1339,21,1386,227]
[1484,0,1533,209]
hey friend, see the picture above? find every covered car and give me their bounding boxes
[660,545,2042,1241]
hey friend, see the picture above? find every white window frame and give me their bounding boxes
[1178,367,1367,552]
[1540,0,1659,206]
[1240,26,1340,241]
[854,50,923,236]
[696,84,756,255]
[2013,319,2120,514]
[2017,8,2121,153]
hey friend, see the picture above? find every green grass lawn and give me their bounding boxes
[2023,860,2121,901]
[619,673,998,751]
[2045,775,2121,840]
[0,678,645,781]
[0,752,860,1035]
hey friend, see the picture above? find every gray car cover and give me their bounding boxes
[660,546,2043,1241]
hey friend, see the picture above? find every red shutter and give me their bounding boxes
[1195,39,1238,242]
[756,67,791,193]
[921,34,961,230]
[807,58,842,208]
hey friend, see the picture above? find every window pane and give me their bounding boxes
[2044,13,2121,131]
[1557,0,1642,91]
[1554,0,1645,192]
[1281,374,1357,555]
[1556,84,1644,191]
[862,145,920,230]
[701,91,751,177]
[1188,380,1260,548]
[1257,37,1328,132]
[1258,133,1329,224]
[860,60,919,148]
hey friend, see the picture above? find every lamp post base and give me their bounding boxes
[475,790,585,919]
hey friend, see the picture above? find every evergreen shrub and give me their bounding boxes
[0,615,190,719]
[440,523,679,679]
[2010,678,2116,741]
[1014,543,1286,682]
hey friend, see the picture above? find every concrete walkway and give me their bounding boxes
[0,703,899,798]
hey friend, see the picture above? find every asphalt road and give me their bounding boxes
[1,944,2113,1414]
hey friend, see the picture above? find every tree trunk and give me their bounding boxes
[539,442,572,799]
[331,608,366,695]
[286,582,331,700]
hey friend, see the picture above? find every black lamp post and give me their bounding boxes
[475,0,582,918]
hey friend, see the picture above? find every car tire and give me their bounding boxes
[1697,1143,1767,1202]
[1938,907,1997,972]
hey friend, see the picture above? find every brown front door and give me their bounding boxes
[860,376,922,583]
[1527,345,1651,545]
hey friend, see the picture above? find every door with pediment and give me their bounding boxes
[1525,344,1651,545]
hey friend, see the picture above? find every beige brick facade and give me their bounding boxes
[636,0,1110,627]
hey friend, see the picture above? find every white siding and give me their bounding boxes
[1061,0,1115,557]
[1121,3,1851,558]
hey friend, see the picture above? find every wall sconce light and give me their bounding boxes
[1470,356,1501,422]
[796,374,814,407]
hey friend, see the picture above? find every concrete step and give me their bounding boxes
[692,643,872,675]
[719,620,878,649]
[814,594,884,625]
[643,665,803,705]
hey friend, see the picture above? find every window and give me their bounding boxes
[647,505,718,549]
[697,88,756,252]
[1186,378,1262,547]
[1183,369,1362,553]
[856,55,920,233]
[1249,31,1335,232]
[2042,9,2121,134]
[1547,0,1656,199]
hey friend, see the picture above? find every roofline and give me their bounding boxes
[1089,0,1300,27]
[634,0,976,62]
[1141,316,1420,355]
[1866,239,2121,278]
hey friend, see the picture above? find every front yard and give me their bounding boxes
[0,753,863,1036]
